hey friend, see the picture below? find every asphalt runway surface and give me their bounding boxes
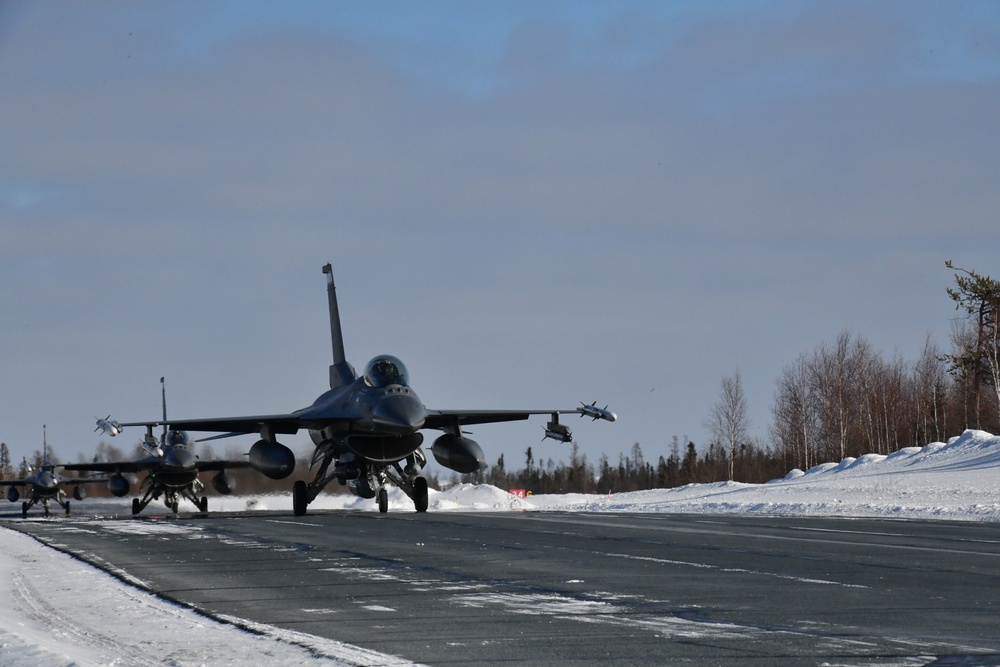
[8,508,1000,666]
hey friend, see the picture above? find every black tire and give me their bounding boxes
[199,496,208,513]
[65,501,71,515]
[292,480,308,516]
[170,501,179,514]
[132,498,141,515]
[377,487,388,513]
[413,477,429,513]
[21,502,28,517]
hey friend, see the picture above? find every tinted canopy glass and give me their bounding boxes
[165,430,191,447]
[364,354,409,388]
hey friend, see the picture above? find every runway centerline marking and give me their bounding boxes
[263,519,323,527]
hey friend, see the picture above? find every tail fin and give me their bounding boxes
[161,376,167,441]
[323,263,356,388]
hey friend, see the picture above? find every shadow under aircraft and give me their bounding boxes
[2,426,103,517]
[66,379,251,515]
[99,263,616,516]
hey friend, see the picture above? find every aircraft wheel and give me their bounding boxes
[413,477,429,513]
[170,501,179,514]
[199,496,208,513]
[65,501,71,515]
[132,498,141,515]
[292,480,308,516]
[21,502,28,517]
[377,488,388,514]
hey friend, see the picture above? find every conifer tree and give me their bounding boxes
[944,261,1000,424]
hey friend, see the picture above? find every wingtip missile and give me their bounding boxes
[95,416,123,437]
[578,401,617,422]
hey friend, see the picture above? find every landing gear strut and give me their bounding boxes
[20,494,72,517]
[294,445,430,515]
[130,477,207,516]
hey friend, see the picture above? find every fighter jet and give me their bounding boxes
[99,263,616,516]
[2,426,102,517]
[64,379,250,515]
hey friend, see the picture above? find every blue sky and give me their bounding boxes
[2,1,999,476]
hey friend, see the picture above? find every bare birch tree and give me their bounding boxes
[771,354,819,470]
[705,369,750,481]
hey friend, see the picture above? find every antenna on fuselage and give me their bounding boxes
[323,263,356,389]
[43,424,47,461]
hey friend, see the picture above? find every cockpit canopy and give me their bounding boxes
[364,354,409,388]
[164,430,191,448]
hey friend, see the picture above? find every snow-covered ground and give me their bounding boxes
[3,429,999,665]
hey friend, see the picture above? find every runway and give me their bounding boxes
[10,510,1000,666]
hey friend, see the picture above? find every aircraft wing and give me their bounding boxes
[0,475,103,486]
[60,476,108,485]
[195,459,252,471]
[119,414,306,435]
[107,404,610,438]
[62,459,250,473]
[120,406,363,437]
[61,461,146,473]
[423,408,580,428]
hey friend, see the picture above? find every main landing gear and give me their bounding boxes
[365,468,428,514]
[131,478,209,515]
[21,495,71,517]
[292,447,430,516]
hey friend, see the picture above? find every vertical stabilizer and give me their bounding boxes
[160,376,167,440]
[323,263,357,388]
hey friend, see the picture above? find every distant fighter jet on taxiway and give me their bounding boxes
[66,379,251,514]
[97,263,616,515]
[1,426,103,517]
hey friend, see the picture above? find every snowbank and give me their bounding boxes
[522,429,1000,522]
[206,429,1000,523]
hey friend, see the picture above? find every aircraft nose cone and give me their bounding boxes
[163,448,196,470]
[372,394,426,433]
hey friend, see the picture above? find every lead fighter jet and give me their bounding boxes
[100,264,616,515]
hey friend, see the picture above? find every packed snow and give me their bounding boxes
[2,429,999,665]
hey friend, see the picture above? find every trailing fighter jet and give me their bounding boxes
[2,426,102,517]
[64,379,251,515]
[99,263,616,516]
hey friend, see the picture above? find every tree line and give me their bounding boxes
[471,437,789,495]
[457,263,1000,493]
[768,263,999,473]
